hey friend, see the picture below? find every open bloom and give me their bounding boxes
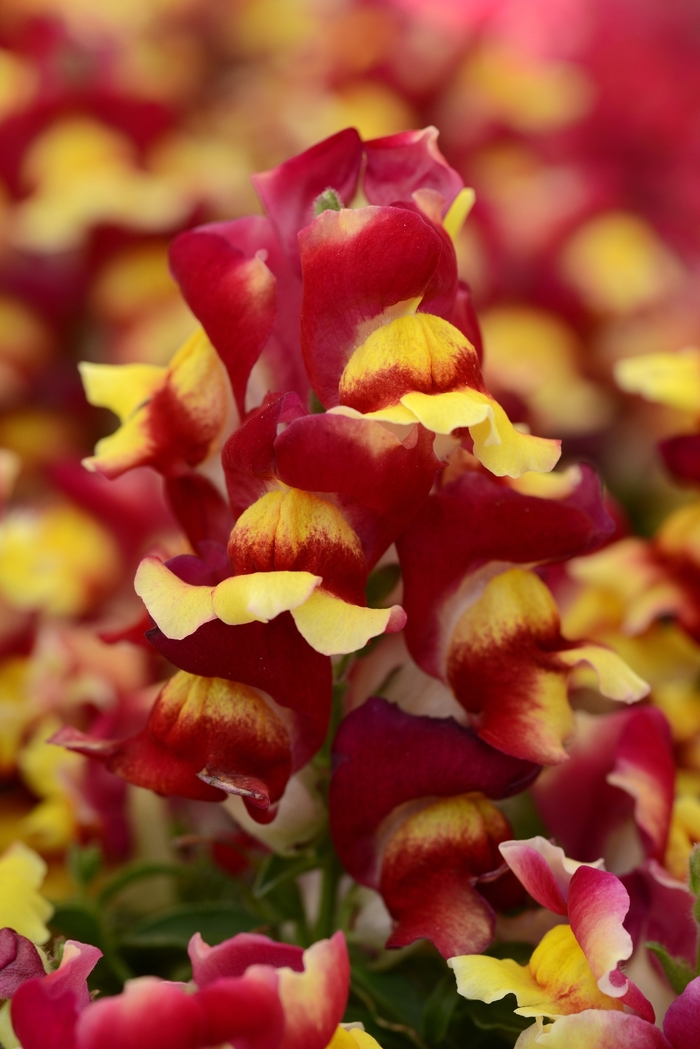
[512,976,700,1047]
[329,696,539,957]
[134,392,441,659]
[8,928,355,1049]
[533,707,697,976]
[299,204,560,478]
[450,836,653,1021]
[397,466,648,764]
[171,125,559,479]
[54,671,295,818]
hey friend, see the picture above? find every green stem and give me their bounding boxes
[314,849,343,941]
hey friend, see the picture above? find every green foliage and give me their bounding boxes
[309,390,326,413]
[67,844,103,890]
[121,901,258,949]
[366,565,401,608]
[689,844,700,898]
[46,824,536,1046]
[459,996,531,1036]
[646,941,695,994]
[419,973,460,1044]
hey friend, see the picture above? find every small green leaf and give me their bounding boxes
[485,941,533,965]
[461,995,531,1034]
[352,966,424,1030]
[121,902,259,949]
[420,973,459,1044]
[67,844,102,889]
[646,942,695,994]
[690,845,700,898]
[253,852,318,899]
[50,900,105,949]
[309,390,326,414]
[97,860,184,906]
[313,187,344,215]
[366,564,401,608]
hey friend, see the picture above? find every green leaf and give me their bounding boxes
[253,852,318,899]
[97,860,185,906]
[691,846,700,898]
[485,942,533,965]
[461,995,532,1035]
[366,564,401,608]
[67,844,102,889]
[309,390,326,414]
[50,900,105,949]
[420,973,460,1044]
[646,942,695,994]
[121,902,259,949]
[352,966,424,1030]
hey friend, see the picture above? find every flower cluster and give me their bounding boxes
[3,1,700,1046]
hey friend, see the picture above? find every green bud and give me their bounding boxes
[313,187,344,215]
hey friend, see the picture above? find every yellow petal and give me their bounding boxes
[556,645,650,702]
[327,1029,386,1049]
[450,925,622,1018]
[399,388,561,477]
[134,556,216,640]
[212,571,321,625]
[0,842,53,944]
[469,397,561,477]
[614,348,700,413]
[399,389,492,435]
[78,361,166,422]
[291,589,401,656]
[167,328,229,423]
[443,187,476,244]
[82,408,153,476]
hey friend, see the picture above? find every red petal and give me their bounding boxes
[275,413,438,567]
[659,434,700,485]
[170,217,277,416]
[380,793,509,957]
[0,930,46,998]
[252,128,363,271]
[299,206,443,407]
[223,393,307,518]
[364,127,463,210]
[11,981,79,1049]
[398,466,614,677]
[329,696,539,886]
[533,708,675,864]
[75,977,204,1049]
[146,614,332,770]
[664,975,700,1048]
[165,472,233,549]
[196,972,284,1049]
[189,932,304,986]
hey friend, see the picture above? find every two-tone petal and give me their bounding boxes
[299,206,559,476]
[80,328,229,479]
[445,567,648,764]
[450,923,625,1019]
[329,697,539,957]
[497,837,654,1018]
[54,670,293,817]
